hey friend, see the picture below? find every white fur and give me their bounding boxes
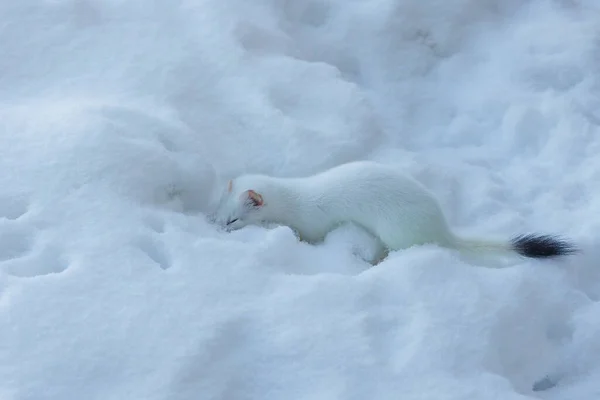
[213,161,513,260]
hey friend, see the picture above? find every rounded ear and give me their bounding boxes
[241,190,264,207]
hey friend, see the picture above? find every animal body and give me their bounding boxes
[213,161,577,263]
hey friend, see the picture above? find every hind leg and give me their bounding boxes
[348,234,389,265]
[325,222,389,265]
[367,242,389,265]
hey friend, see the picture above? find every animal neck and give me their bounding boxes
[259,177,311,225]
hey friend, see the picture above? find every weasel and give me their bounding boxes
[213,161,577,262]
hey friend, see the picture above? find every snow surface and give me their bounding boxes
[1,0,600,399]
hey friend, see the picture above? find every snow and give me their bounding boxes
[0,0,599,399]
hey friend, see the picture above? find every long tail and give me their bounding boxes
[451,233,578,259]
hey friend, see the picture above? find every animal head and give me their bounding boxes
[214,178,267,231]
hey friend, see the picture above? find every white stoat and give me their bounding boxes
[212,161,577,262]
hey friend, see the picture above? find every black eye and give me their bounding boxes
[226,218,238,225]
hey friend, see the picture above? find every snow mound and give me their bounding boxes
[0,0,599,399]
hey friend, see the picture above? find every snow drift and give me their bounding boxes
[0,0,599,399]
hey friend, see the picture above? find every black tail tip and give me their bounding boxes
[511,234,579,259]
